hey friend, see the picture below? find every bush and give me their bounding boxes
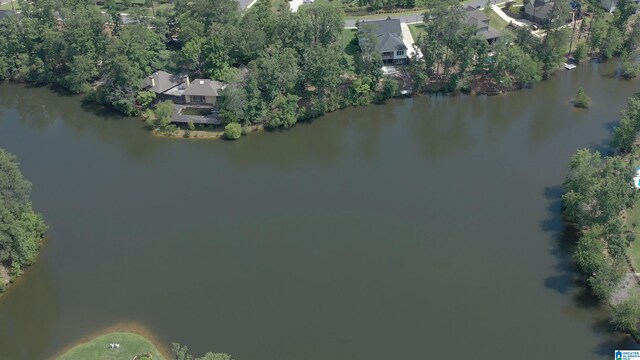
[224,123,242,140]
[573,42,587,64]
[574,87,591,108]
[0,280,5,294]
[621,58,640,78]
[611,289,640,332]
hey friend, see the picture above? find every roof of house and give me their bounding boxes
[464,6,490,28]
[358,17,407,52]
[525,0,555,21]
[183,79,226,97]
[0,10,16,19]
[464,6,500,40]
[143,71,185,94]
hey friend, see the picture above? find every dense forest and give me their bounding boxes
[0,148,47,292]
[0,0,638,133]
[563,94,640,338]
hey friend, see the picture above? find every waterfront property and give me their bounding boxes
[523,0,554,25]
[464,6,500,44]
[143,71,226,125]
[357,17,408,65]
[143,71,226,106]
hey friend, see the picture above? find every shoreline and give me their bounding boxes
[49,321,172,360]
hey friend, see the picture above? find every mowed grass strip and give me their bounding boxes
[625,198,640,270]
[57,332,165,360]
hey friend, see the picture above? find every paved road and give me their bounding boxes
[343,0,504,27]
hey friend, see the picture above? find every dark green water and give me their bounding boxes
[0,62,639,360]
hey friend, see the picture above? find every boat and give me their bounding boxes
[564,63,577,70]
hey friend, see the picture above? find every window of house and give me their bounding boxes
[396,50,405,56]
[382,51,394,57]
[190,95,206,103]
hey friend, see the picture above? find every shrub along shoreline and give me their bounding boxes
[4,0,640,140]
[562,92,640,340]
[0,148,47,295]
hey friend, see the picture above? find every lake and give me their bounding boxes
[0,61,639,360]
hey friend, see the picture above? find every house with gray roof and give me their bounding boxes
[357,17,408,65]
[464,6,500,44]
[524,0,554,25]
[183,78,225,105]
[142,71,226,106]
[600,0,640,12]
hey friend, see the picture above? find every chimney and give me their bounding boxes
[185,76,190,87]
[150,76,155,88]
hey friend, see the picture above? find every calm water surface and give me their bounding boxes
[0,62,639,360]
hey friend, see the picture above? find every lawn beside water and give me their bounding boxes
[57,332,165,360]
[626,198,640,270]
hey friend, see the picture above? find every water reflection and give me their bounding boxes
[0,84,164,160]
[0,250,58,360]
[409,95,473,161]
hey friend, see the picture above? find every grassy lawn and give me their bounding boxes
[486,8,510,29]
[271,0,289,12]
[57,332,165,360]
[408,23,425,40]
[0,1,18,10]
[625,198,640,270]
[342,28,358,73]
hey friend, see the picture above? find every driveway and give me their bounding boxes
[400,22,421,59]
[289,0,304,12]
[490,4,533,27]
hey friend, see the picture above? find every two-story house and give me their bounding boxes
[357,17,408,66]
[524,0,555,25]
[464,6,500,44]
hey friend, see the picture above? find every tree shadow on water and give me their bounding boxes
[540,187,640,355]
[541,185,580,296]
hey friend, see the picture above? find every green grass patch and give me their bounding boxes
[625,199,640,270]
[408,23,425,40]
[271,0,289,12]
[486,8,510,29]
[342,28,358,73]
[57,332,165,360]
[0,1,18,10]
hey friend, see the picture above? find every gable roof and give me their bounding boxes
[378,32,407,52]
[357,17,407,52]
[464,6,489,28]
[525,0,555,20]
[143,71,185,94]
[183,79,225,97]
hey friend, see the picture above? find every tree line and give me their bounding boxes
[562,93,640,337]
[0,148,47,292]
[1,0,639,133]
